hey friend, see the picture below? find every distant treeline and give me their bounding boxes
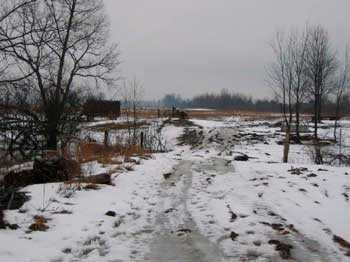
[160,90,350,114]
[161,90,281,112]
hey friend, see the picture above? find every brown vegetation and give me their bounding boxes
[122,108,285,120]
[76,142,151,165]
[28,215,49,232]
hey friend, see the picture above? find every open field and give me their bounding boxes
[128,109,286,120]
[124,108,350,121]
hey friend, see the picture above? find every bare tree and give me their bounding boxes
[303,25,338,164]
[0,0,119,154]
[332,47,350,140]
[267,30,295,163]
[120,78,144,145]
[304,25,337,141]
[290,29,309,141]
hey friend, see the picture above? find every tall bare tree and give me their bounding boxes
[0,0,119,153]
[289,29,309,141]
[267,30,295,163]
[304,25,337,140]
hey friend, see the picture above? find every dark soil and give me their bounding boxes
[268,239,294,259]
[177,128,204,148]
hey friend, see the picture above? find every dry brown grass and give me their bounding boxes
[76,142,118,164]
[186,110,283,120]
[76,142,151,165]
[87,121,149,132]
[28,215,49,232]
[120,108,285,121]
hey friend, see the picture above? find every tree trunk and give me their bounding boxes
[314,95,319,140]
[317,97,322,123]
[333,98,340,141]
[46,130,58,151]
[46,110,59,151]
[104,130,109,147]
[314,140,323,165]
[283,124,291,163]
[295,101,301,143]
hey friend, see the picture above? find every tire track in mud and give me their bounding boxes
[144,160,227,262]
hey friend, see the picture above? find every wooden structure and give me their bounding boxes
[83,100,121,121]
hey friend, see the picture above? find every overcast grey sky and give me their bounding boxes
[104,0,350,100]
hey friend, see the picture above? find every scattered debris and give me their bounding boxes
[333,235,350,249]
[176,228,192,236]
[268,239,294,259]
[226,204,237,222]
[230,231,239,241]
[288,167,308,175]
[253,240,261,246]
[234,154,249,161]
[51,209,73,215]
[105,211,116,217]
[164,208,176,214]
[163,173,173,179]
[271,223,284,231]
[307,173,318,178]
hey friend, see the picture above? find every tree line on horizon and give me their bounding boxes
[160,89,350,114]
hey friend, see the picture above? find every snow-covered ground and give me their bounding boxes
[1,117,350,261]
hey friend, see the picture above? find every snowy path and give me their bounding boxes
[144,153,335,261]
[145,160,226,262]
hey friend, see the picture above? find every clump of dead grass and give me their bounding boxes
[28,215,49,232]
[76,142,151,165]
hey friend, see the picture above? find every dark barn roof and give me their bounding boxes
[83,100,121,119]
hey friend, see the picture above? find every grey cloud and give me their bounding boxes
[104,0,350,100]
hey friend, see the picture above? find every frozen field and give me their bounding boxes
[1,117,350,261]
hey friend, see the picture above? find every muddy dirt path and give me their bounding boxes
[144,160,227,262]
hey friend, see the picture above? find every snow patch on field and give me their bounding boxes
[1,118,350,261]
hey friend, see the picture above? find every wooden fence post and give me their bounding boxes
[104,130,109,147]
[140,131,144,149]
